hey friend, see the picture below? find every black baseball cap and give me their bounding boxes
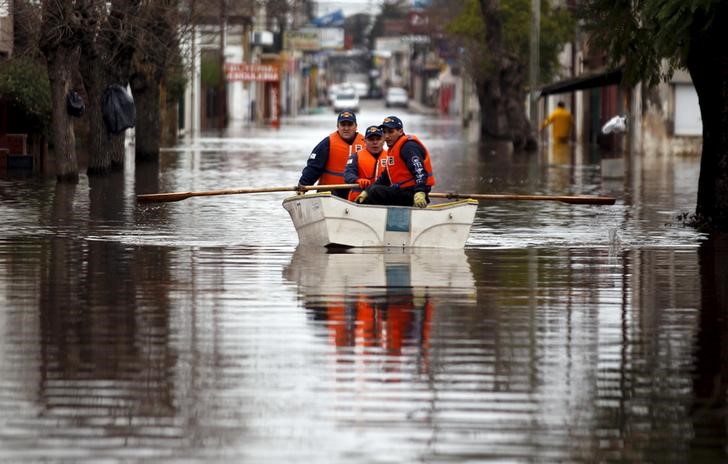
[364,125,383,139]
[337,111,357,123]
[380,115,403,130]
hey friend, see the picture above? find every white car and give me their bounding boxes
[385,87,408,108]
[332,90,360,113]
[327,84,341,104]
[352,82,369,98]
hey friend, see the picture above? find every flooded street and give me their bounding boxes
[1,101,726,462]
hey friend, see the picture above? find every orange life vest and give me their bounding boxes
[319,131,365,185]
[326,305,353,347]
[325,296,433,358]
[347,148,387,201]
[385,134,435,189]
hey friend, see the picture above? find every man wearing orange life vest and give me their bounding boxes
[298,111,365,199]
[344,125,388,202]
[356,115,435,208]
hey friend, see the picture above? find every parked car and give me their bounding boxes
[352,82,369,98]
[327,84,341,104]
[327,83,356,104]
[385,87,409,108]
[332,90,360,113]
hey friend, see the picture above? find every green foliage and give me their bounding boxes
[165,70,188,103]
[0,57,52,131]
[165,49,188,103]
[580,0,719,86]
[201,54,222,87]
[445,0,574,84]
[536,2,575,81]
[445,0,484,39]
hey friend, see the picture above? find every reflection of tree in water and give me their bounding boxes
[38,180,176,437]
[690,234,728,461]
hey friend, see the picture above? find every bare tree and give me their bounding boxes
[79,0,141,174]
[131,0,182,162]
[39,0,84,181]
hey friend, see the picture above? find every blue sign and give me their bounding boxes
[311,9,345,27]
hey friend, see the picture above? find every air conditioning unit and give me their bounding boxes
[251,31,274,46]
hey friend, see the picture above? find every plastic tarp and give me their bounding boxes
[102,84,136,134]
[66,90,85,117]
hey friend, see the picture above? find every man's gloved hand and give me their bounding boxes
[355,191,368,204]
[295,184,306,195]
[357,178,372,189]
[413,191,427,208]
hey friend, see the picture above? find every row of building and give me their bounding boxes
[167,0,706,158]
[0,1,703,157]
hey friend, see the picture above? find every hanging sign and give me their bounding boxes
[224,63,279,82]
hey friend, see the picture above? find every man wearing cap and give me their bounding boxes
[356,115,435,208]
[298,111,365,199]
[344,125,388,202]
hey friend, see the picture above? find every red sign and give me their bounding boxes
[224,63,279,82]
[408,11,429,29]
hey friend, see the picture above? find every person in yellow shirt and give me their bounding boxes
[541,101,573,144]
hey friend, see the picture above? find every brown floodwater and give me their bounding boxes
[1,104,725,463]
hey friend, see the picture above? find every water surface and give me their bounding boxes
[1,105,724,463]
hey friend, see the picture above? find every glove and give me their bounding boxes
[357,178,372,189]
[295,184,306,195]
[413,191,427,208]
[355,191,368,204]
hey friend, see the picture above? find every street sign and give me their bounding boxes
[224,63,279,82]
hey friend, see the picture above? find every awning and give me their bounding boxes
[539,68,623,97]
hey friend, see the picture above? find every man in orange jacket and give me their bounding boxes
[356,115,435,208]
[344,125,387,202]
[298,111,365,199]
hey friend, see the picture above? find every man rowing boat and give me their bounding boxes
[297,111,365,199]
[355,115,436,208]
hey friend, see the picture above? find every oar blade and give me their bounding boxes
[559,196,616,205]
[137,192,192,203]
[430,192,616,205]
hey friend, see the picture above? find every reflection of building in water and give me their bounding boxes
[283,249,475,359]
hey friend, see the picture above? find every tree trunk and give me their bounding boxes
[47,47,79,182]
[477,0,537,150]
[78,0,137,174]
[688,8,728,231]
[131,75,161,162]
[79,63,127,173]
[80,60,115,174]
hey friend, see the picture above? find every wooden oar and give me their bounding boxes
[136,183,358,203]
[429,192,616,205]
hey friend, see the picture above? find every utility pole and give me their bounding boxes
[529,0,540,130]
[219,0,227,130]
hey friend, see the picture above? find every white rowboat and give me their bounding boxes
[284,247,476,294]
[282,193,478,249]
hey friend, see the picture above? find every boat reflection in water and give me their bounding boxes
[283,247,475,363]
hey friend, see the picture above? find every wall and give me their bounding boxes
[640,69,702,157]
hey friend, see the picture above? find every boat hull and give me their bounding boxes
[282,194,477,248]
[284,247,476,293]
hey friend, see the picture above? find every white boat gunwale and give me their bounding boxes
[282,192,478,249]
